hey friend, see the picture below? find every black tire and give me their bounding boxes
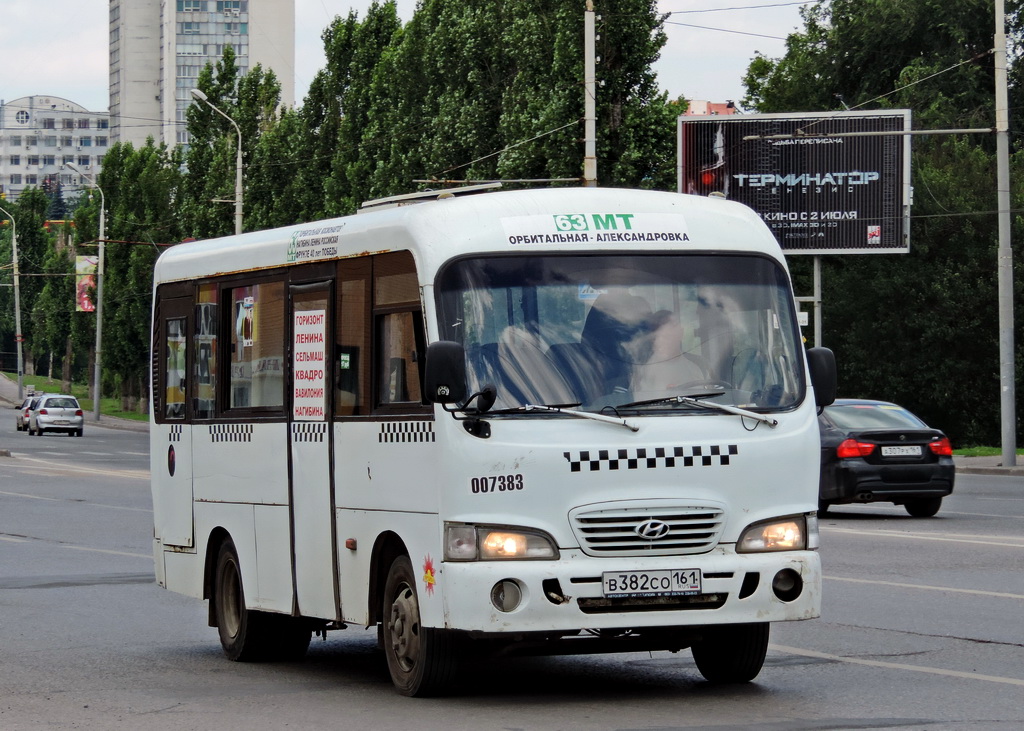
[691,622,770,683]
[75,429,83,437]
[817,499,830,515]
[34,427,43,436]
[213,538,311,662]
[905,497,942,517]
[382,555,459,696]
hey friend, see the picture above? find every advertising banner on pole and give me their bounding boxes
[75,255,98,312]
[678,110,912,255]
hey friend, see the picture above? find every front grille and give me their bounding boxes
[570,504,725,557]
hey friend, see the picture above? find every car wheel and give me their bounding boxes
[905,497,942,517]
[691,622,770,683]
[75,429,83,437]
[382,555,459,696]
[817,499,830,515]
[34,427,43,436]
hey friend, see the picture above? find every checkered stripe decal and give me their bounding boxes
[292,422,328,443]
[209,424,254,443]
[379,422,435,443]
[168,424,182,442]
[563,444,738,472]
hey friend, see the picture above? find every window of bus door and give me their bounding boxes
[165,317,187,419]
[228,281,285,411]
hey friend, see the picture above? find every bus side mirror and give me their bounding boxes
[424,341,468,405]
[806,347,837,408]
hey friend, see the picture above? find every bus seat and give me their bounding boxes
[497,327,576,405]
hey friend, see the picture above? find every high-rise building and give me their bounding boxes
[0,95,109,203]
[109,0,295,148]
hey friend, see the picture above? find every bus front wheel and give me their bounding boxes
[382,555,458,696]
[214,538,311,662]
[691,622,769,683]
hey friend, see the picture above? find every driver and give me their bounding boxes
[631,310,708,393]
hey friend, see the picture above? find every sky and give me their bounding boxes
[0,0,808,113]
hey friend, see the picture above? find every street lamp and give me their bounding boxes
[0,204,25,400]
[66,162,105,422]
[190,88,243,235]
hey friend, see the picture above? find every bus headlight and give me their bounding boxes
[736,515,816,553]
[445,523,559,561]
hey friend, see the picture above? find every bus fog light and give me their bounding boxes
[490,579,523,612]
[772,568,803,602]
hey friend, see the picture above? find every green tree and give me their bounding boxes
[72,141,183,409]
[183,45,245,238]
[2,189,53,376]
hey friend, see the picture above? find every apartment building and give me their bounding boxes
[110,0,295,148]
[0,95,109,202]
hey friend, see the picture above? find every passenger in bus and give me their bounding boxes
[631,309,710,393]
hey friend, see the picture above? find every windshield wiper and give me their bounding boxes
[486,403,639,432]
[619,393,778,428]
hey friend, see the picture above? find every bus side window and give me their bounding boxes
[193,283,217,419]
[372,251,427,414]
[228,281,285,411]
[377,311,423,405]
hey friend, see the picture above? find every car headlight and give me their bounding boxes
[737,515,817,553]
[444,523,559,561]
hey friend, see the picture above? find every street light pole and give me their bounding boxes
[190,88,243,235]
[0,204,24,400]
[66,163,105,422]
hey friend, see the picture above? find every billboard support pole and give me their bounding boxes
[813,256,822,348]
[994,0,1016,466]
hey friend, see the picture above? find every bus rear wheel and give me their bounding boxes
[691,622,769,683]
[382,555,458,696]
[214,538,311,662]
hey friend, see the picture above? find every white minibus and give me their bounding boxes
[150,186,836,696]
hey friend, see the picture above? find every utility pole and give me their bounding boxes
[994,0,1016,466]
[583,1,597,187]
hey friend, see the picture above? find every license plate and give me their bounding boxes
[53,420,69,425]
[602,569,702,598]
[881,445,922,457]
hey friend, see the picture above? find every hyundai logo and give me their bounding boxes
[635,519,671,540]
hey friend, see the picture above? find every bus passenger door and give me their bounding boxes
[288,283,340,620]
[152,295,194,548]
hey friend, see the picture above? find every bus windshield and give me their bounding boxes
[435,254,805,413]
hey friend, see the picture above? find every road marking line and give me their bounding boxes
[824,575,1024,600]
[0,536,27,543]
[822,526,1024,548]
[8,457,149,480]
[0,490,151,513]
[66,545,151,559]
[771,644,1024,686]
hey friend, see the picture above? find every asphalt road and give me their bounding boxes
[0,412,1021,730]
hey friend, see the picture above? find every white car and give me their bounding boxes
[28,394,84,437]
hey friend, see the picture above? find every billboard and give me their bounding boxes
[678,110,911,255]
[75,255,97,312]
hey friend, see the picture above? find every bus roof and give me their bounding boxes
[153,187,783,286]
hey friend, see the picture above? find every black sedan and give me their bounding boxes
[818,399,955,517]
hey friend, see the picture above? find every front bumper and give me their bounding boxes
[439,547,820,634]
